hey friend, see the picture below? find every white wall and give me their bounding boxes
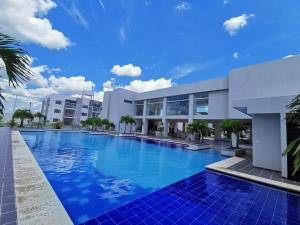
[252,114,281,171]
[102,88,136,132]
[229,56,300,118]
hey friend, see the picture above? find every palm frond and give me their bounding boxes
[0,33,32,87]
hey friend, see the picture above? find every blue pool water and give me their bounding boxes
[21,131,225,224]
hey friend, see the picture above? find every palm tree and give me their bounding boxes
[108,122,115,131]
[34,112,45,128]
[0,33,32,115]
[120,116,130,133]
[128,117,136,134]
[13,109,33,127]
[220,119,244,148]
[102,119,110,130]
[283,94,300,176]
[187,120,208,143]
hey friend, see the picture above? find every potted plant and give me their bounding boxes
[186,120,207,143]
[52,121,62,129]
[220,119,244,149]
[156,122,164,137]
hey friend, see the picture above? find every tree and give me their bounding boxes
[120,115,134,133]
[102,119,110,130]
[0,33,32,115]
[283,94,300,176]
[12,109,33,127]
[187,120,208,143]
[34,112,45,128]
[108,122,115,130]
[127,117,136,134]
[220,119,244,148]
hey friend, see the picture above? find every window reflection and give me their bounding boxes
[167,95,189,115]
[147,98,163,116]
[194,92,208,115]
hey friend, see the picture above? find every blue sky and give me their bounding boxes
[1,0,300,111]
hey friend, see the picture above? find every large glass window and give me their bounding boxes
[166,94,189,115]
[135,100,144,116]
[147,98,163,116]
[194,92,209,115]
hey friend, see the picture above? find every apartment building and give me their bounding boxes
[101,56,300,178]
[42,94,102,126]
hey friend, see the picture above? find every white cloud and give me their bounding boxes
[111,64,142,77]
[0,0,71,49]
[233,52,239,59]
[94,78,173,102]
[282,54,300,59]
[223,13,255,36]
[124,78,173,92]
[171,63,201,79]
[175,2,192,12]
[60,1,89,29]
[30,65,49,87]
[223,0,230,4]
[48,75,95,93]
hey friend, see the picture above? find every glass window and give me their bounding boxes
[82,105,88,109]
[54,109,61,113]
[124,99,133,104]
[81,113,87,116]
[53,118,59,122]
[194,92,209,115]
[135,101,144,116]
[55,100,62,105]
[147,98,163,116]
[166,95,189,115]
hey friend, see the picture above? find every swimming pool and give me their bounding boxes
[21,131,226,224]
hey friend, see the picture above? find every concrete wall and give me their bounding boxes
[228,56,300,118]
[101,88,136,132]
[252,114,281,171]
[134,77,228,100]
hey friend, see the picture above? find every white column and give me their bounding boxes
[142,100,148,135]
[280,112,288,178]
[188,94,194,123]
[162,98,168,137]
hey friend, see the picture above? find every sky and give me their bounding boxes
[0,0,300,113]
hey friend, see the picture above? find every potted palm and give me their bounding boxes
[220,119,244,149]
[186,120,210,150]
[220,119,245,156]
[156,122,164,137]
[187,120,207,143]
[282,94,300,178]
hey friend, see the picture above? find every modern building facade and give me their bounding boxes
[101,56,300,178]
[42,94,102,126]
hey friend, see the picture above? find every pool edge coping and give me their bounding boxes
[206,157,300,193]
[12,130,74,225]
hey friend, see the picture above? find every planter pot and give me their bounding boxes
[231,133,238,148]
[188,134,196,142]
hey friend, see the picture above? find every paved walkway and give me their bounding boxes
[0,128,17,225]
[228,155,300,186]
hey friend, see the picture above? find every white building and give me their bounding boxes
[101,56,300,178]
[42,94,102,126]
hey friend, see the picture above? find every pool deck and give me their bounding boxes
[206,156,300,193]
[7,129,73,225]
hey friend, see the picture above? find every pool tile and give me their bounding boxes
[81,171,300,225]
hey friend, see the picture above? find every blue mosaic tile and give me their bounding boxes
[80,171,300,225]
